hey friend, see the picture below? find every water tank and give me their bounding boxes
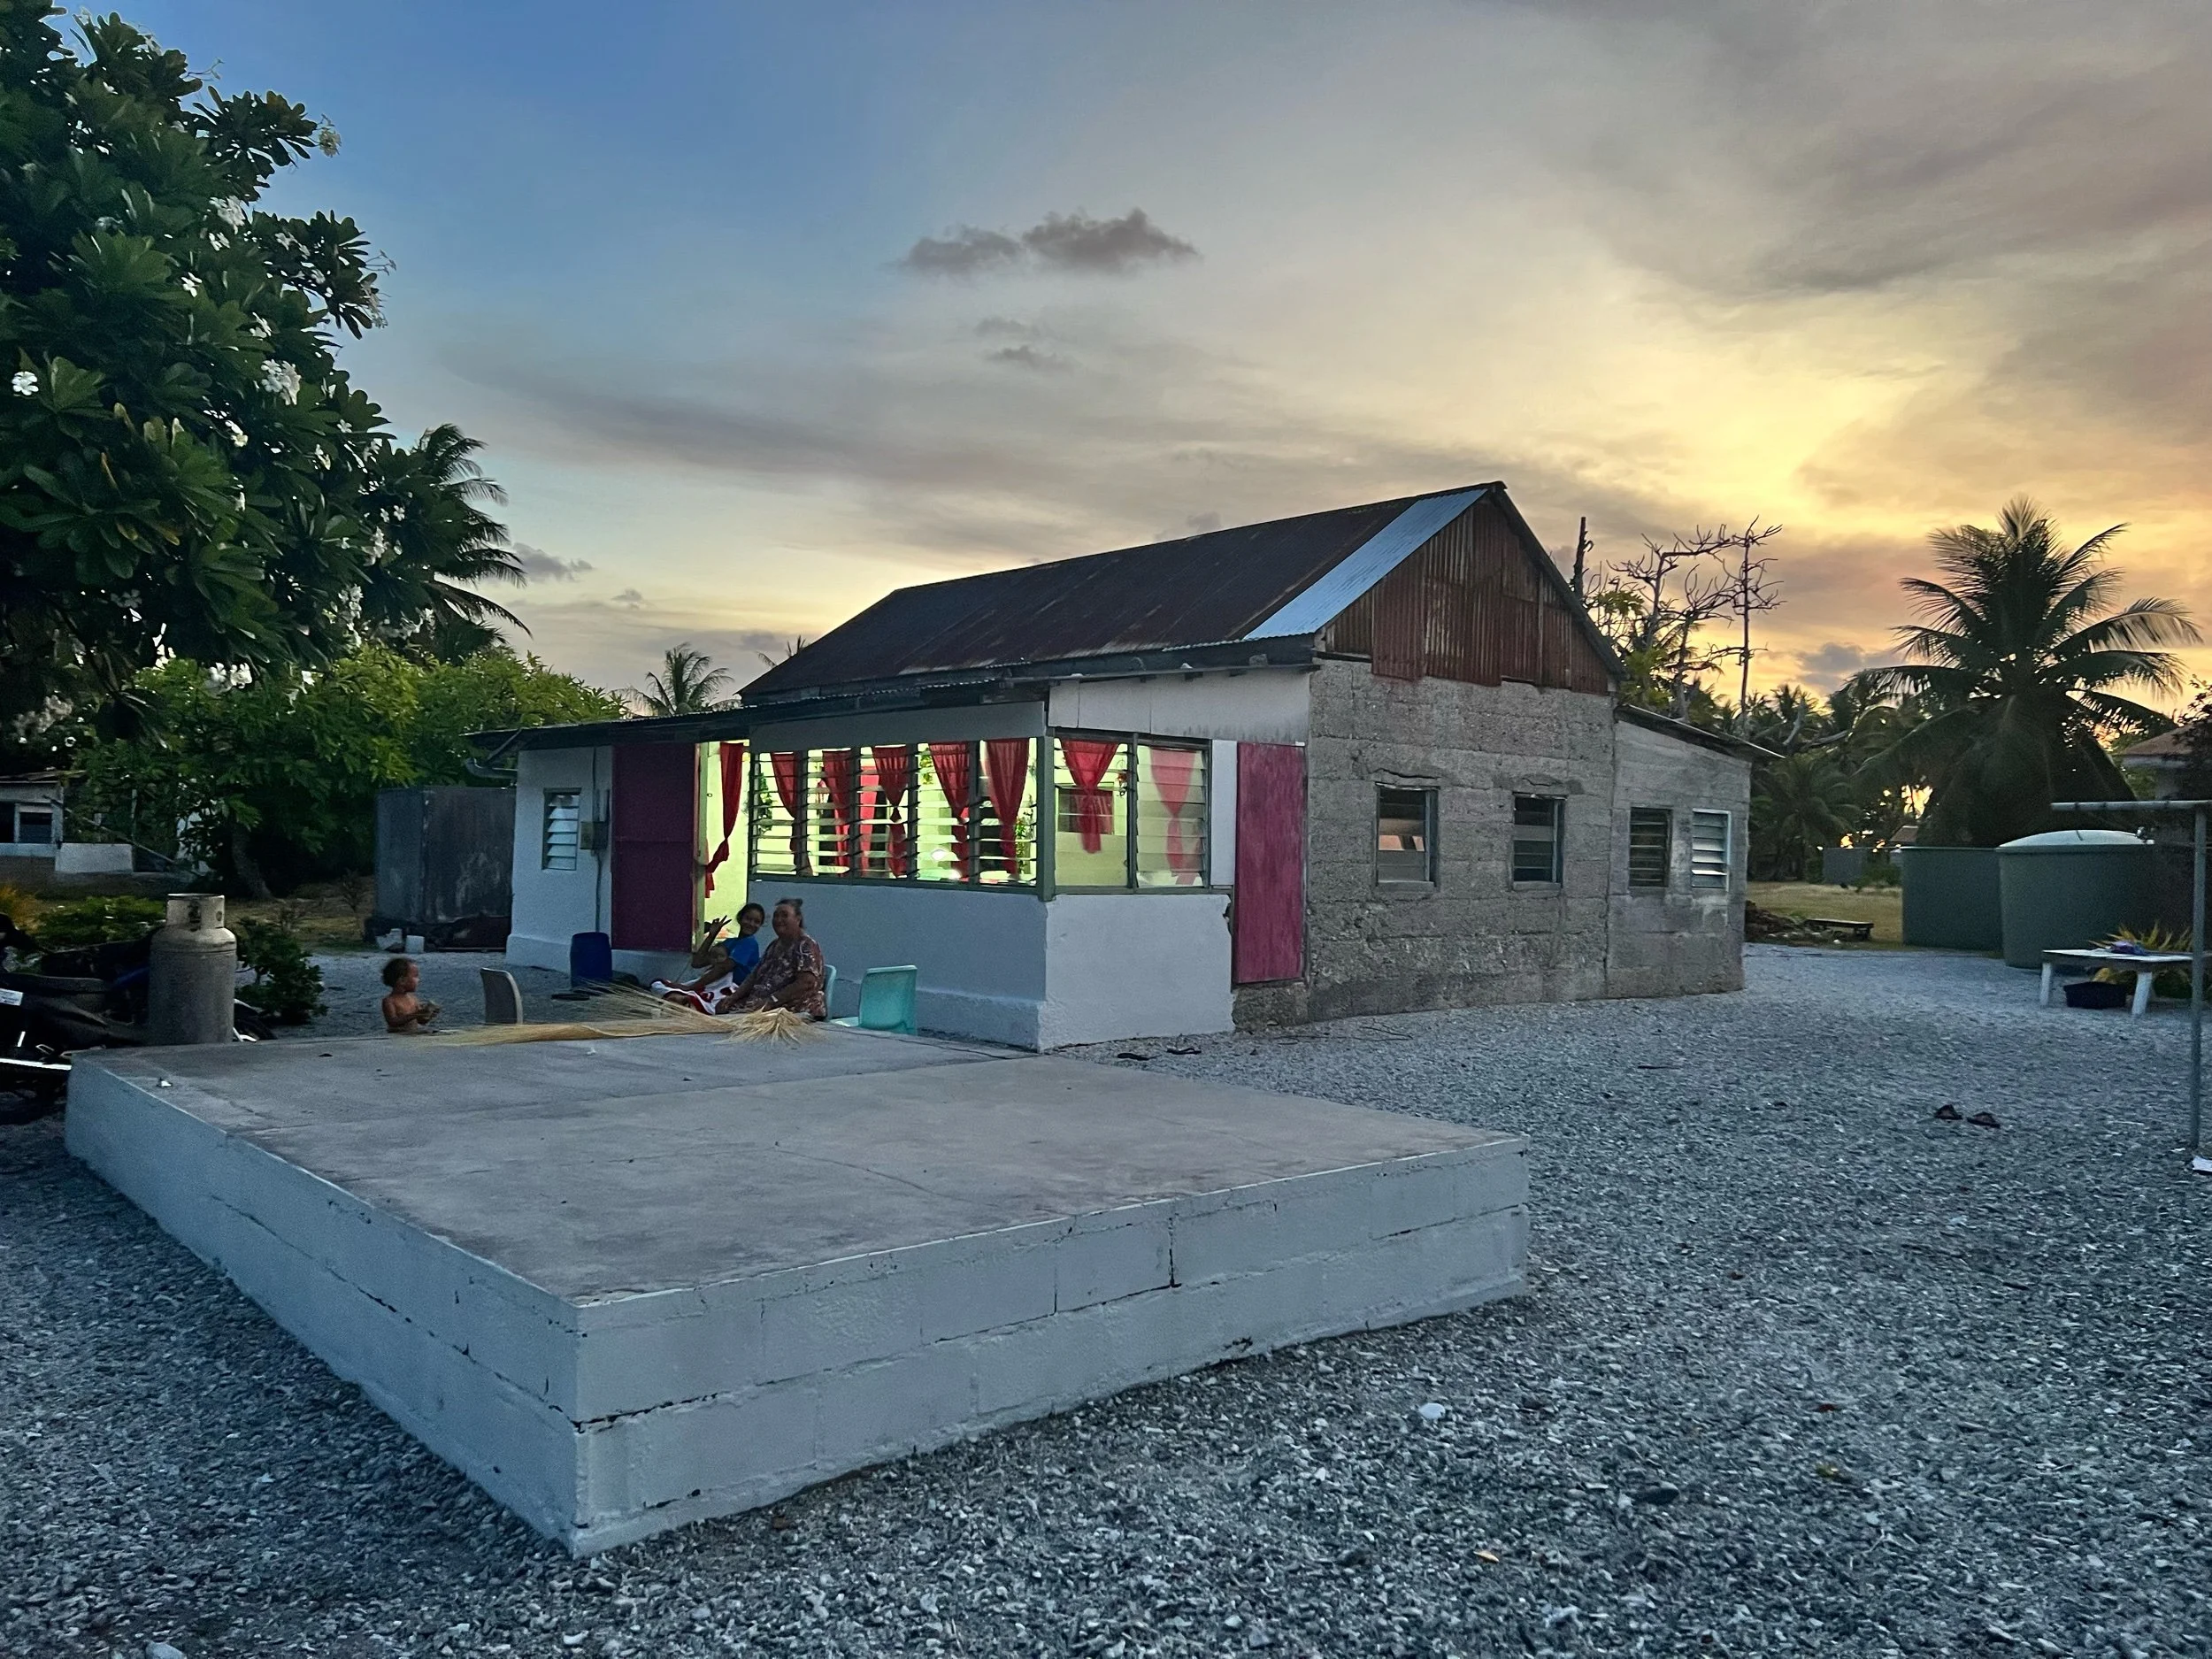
[1996,829,2157,969]
[1896,845,2002,950]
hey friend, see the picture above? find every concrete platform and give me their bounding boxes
[65,1029,1528,1552]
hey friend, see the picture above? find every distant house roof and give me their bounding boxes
[746,483,1612,704]
[2122,725,2202,766]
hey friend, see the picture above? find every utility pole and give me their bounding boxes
[1571,516,1589,601]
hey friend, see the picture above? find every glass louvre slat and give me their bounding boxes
[751,752,805,878]
[1134,744,1208,887]
[1690,810,1731,889]
[1627,807,1671,888]
[914,745,970,882]
[1054,739,1130,887]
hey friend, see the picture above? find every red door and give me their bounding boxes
[611,743,697,952]
[1233,742,1305,985]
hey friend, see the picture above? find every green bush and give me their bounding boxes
[34,895,165,949]
[236,911,327,1025]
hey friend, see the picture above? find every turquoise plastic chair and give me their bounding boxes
[832,965,918,1035]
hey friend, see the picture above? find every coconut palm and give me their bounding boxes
[1852,498,2196,846]
[1751,749,1858,879]
[357,423,526,659]
[635,645,735,716]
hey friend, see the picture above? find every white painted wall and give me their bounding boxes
[769,881,1049,1048]
[506,747,614,975]
[1210,739,1238,888]
[55,843,134,874]
[1040,891,1234,1048]
[1048,669,1310,743]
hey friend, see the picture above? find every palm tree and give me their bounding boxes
[1853,498,2196,846]
[1752,749,1857,879]
[634,645,735,716]
[357,423,526,659]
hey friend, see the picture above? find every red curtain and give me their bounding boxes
[928,741,972,879]
[1060,738,1121,854]
[983,738,1030,878]
[768,751,809,874]
[820,749,858,872]
[703,741,746,895]
[1148,746,1201,879]
[872,745,914,876]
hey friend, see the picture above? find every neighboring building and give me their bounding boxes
[2121,725,2206,798]
[0,773,135,874]
[480,484,1755,1048]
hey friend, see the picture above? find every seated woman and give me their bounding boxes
[652,903,768,1013]
[725,897,826,1019]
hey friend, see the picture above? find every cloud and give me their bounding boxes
[899,225,1024,277]
[984,343,1071,373]
[1022,209,1197,273]
[511,541,593,582]
[496,595,791,703]
[897,208,1198,278]
[1791,641,1878,691]
[611,588,644,607]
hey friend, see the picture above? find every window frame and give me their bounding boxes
[1374,784,1438,887]
[1689,808,1732,890]
[1509,793,1564,887]
[1626,806,1672,890]
[541,788,582,872]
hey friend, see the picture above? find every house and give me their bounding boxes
[0,773,135,875]
[481,483,1755,1048]
[2121,725,2206,798]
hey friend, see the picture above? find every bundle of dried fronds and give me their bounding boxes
[721,1006,829,1044]
[428,981,727,1048]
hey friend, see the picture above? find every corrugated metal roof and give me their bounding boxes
[746,486,1493,701]
[1244,488,1485,640]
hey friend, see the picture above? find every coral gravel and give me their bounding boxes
[3,947,2207,1656]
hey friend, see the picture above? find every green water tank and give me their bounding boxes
[1996,829,2157,969]
[1897,844,2002,950]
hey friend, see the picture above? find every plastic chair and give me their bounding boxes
[480,968,524,1025]
[822,964,838,1017]
[832,965,918,1036]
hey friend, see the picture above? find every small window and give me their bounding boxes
[1511,795,1563,885]
[541,789,581,871]
[1135,744,1209,887]
[1627,807,1671,888]
[0,803,12,842]
[1690,809,1732,889]
[1376,786,1436,884]
[16,808,54,846]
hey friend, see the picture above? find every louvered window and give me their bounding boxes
[1627,808,1671,888]
[1690,809,1732,890]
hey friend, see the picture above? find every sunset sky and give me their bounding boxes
[133,0,2212,702]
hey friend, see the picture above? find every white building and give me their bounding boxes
[481,486,1755,1048]
[0,773,135,874]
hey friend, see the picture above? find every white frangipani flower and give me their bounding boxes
[12,369,36,396]
[261,360,302,403]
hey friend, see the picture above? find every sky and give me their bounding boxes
[129,0,2212,702]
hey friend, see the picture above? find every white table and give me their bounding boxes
[2039,948,2193,1019]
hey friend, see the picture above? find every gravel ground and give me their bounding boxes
[4,946,2208,1658]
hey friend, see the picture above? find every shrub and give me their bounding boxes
[34,895,165,949]
[2097,924,2196,1001]
[236,908,327,1025]
[0,882,37,927]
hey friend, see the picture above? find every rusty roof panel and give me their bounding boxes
[747,488,1491,700]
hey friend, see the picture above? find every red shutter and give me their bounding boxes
[1233,742,1305,986]
[611,743,697,952]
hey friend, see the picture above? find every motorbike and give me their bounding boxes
[0,915,273,1110]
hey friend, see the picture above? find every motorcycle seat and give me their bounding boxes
[0,969,111,997]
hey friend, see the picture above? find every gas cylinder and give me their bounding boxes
[147,892,237,1046]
